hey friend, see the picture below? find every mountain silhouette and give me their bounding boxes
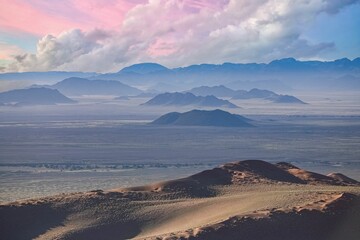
[2,58,359,92]
[119,63,170,74]
[51,77,142,96]
[0,87,76,105]
[232,88,306,104]
[151,109,253,127]
[142,92,239,108]
[270,95,306,104]
[232,88,277,99]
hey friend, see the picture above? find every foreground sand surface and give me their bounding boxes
[1,160,359,240]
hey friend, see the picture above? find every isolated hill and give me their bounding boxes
[51,77,142,96]
[271,95,306,104]
[142,92,238,108]
[0,87,76,105]
[119,63,170,74]
[151,109,253,127]
[1,160,359,240]
[232,88,306,104]
[186,85,239,97]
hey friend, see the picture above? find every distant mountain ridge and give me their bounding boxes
[186,86,305,104]
[174,57,360,73]
[0,87,75,105]
[142,92,239,108]
[232,88,306,104]
[50,77,142,96]
[151,109,253,127]
[1,57,359,92]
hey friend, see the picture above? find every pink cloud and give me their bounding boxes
[183,0,229,11]
[0,0,142,36]
[0,0,228,37]
[147,38,178,57]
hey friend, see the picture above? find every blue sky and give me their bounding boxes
[302,4,360,60]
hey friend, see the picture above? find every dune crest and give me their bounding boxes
[0,160,359,240]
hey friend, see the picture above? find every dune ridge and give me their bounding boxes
[151,192,359,240]
[0,160,359,240]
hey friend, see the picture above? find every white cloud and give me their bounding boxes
[5,0,359,72]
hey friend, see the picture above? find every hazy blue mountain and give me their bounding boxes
[151,109,253,127]
[94,57,359,91]
[90,66,177,91]
[119,63,170,74]
[0,87,76,105]
[152,112,182,124]
[231,88,305,104]
[2,58,359,92]
[174,57,360,74]
[198,95,238,108]
[0,71,97,81]
[269,95,306,104]
[142,92,238,108]
[186,85,238,97]
[232,88,278,99]
[51,77,142,96]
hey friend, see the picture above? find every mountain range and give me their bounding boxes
[232,88,306,104]
[186,86,305,104]
[142,92,239,108]
[92,58,360,91]
[1,58,359,92]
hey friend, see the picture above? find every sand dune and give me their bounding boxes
[0,160,359,240]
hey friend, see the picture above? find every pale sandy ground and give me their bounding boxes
[0,160,359,240]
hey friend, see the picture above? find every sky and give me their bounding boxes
[0,0,359,73]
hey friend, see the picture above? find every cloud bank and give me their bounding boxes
[4,0,359,72]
